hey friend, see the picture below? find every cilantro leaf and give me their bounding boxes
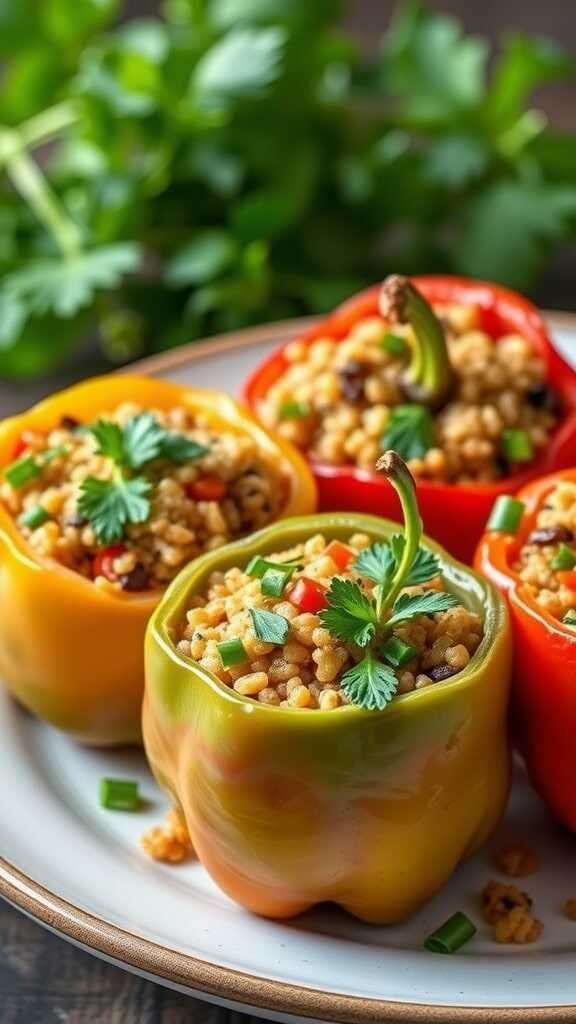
[78,476,151,544]
[381,405,434,461]
[250,607,290,645]
[354,536,440,589]
[4,244,140,318]
[122,412,166,469]
[319,578,377,647]
[353,542,395,587]
[387,590,459,628]
[159,434,210,463]
[340,653,398,711]
[89,419,126,465]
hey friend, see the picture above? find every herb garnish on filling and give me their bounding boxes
[78,412,209,544]
[318,451,458,709]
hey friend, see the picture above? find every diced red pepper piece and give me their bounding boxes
[12,435,28,459]
[557,570,576,592]
[186,477,226,501]
[325,540,354,571]
[288,577,328,613]
[92,544,126,582]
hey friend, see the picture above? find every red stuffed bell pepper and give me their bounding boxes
[244,276,576,562]
[476,471,576,830]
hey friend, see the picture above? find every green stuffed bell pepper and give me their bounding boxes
[143,453,511,924]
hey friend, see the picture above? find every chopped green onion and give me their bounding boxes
[552,544,576,571]
[562,609,576,627]
[217,638,248,668]
[99,777,140,811]
[246,555,301,578]
[380,331,407,357]
[250,607,290,645]
[5,456,41,488]
[42,445,69,463]
[381,636,417,667]
[501,428,534,464]
[278,400,310,421]
[261,566,296,597]
[18,505,49,530]
[487,495,525,534]
[424,911,477,954]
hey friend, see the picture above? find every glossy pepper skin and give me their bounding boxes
[0,374,316,746]
[144,512,511,924]
[476,469,576,831]
[244,276,576,563]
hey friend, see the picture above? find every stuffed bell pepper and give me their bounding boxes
[476,470,576,832]
[244,275,576,562]
[143,452,511,924]
[0,374,316,745]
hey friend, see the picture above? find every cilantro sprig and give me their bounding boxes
[318,451,459,711]
[78,412,209,543]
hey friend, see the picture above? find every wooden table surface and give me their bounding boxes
[0,898,254,1023]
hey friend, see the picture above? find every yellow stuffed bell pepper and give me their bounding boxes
[0,374,316,746]
[144,453,511,924]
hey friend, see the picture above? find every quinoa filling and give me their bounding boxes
[0,402,284,592]
[516,480,576,624]
[260,280,559,484]
[175,454,484,711]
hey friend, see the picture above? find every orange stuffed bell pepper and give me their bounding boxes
[144,453,511,923]
[0,374,315,746]
[244,274,576,562]
[476,471,576,831]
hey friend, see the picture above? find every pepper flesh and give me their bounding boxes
[144,512,511,924]
[244,275,576,563]
[0,374,316,746]
[475,468,576,831]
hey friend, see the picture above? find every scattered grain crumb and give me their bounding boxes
[494,906,543,944]
[564,900,576,921]
[482,880,532,925]
[495,843,539,878]
[140,808,193,864]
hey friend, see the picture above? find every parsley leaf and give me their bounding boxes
[3,244,140,318]
[319,578,377,648]
[78,476,151,544]
[159,434,210,463]
[250,607,290,645]
[381,404,434,461]
[387,590,459,628]
[122,412,166,469]
[340,653,398,711]
[90,419,126,464]
[87,413,210,470]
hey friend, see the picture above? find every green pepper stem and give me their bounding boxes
[379,275,453,408]
[375,450,422,614]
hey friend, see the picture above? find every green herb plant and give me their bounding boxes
[318,451,457,709]
[77,412,209,543]
[0,1,575,378]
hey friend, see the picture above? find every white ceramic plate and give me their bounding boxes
[1,313,576,1024]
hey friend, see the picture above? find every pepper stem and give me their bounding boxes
[379,275,453,408]
[375,450,422,613]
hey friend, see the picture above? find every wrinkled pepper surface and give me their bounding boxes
[244,276,576,562]
[0,374,316,746]
[144,512,511,923]
[476,469,576,831]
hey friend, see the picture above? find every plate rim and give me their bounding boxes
[122,310,576,379]
[3,308,576,1024]
[1,853,575,1024]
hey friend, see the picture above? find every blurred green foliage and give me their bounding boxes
[0,0,575,377]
